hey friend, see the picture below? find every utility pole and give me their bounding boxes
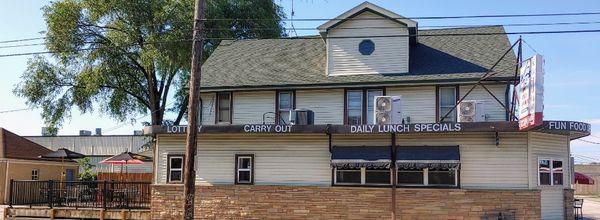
[184,0,204,219]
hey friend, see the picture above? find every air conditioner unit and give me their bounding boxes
[374,96,402,125]
[289,109,315,125]
[458,100,486,122]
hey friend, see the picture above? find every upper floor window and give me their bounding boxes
[277,91,295,125]
[216,92,232,124]
[359,40,375,55]
[539,158,563,186]
[438,86,458,122]
[345,89,383,125]
[31,169,39,180]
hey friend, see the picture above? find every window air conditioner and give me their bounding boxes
[457,100,486,122]
[374,96,402,125]
[289,109,315,125]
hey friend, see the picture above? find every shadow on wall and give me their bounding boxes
[407,44,488,76]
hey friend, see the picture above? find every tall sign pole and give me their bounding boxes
[184,0,205,219]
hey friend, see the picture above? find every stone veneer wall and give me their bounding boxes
[151,185,540,219]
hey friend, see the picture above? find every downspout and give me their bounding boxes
[391,133,397,220]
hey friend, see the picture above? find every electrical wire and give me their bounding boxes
[197,11,600,21]
[577,139,600,145]
[4,20,600,47]
[0,108,31,114]
[3,28,600,58]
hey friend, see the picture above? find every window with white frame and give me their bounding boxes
[277,91,294,125]
[397,167,458,187]
[168,155,184,183]
[334,167,391,185]
[216,92,232,124]
[438,86,457,122]
[31,169,39,180]
[236,155,254,184]
[539,158,563,186]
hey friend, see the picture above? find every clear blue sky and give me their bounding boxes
[0,0,599,160]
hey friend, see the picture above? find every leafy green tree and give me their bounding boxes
[15,0,286,132]
[77,157,97,181]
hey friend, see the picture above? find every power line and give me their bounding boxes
[577,139,600,145]
[5,20,600,47]
[0,108,31,114]
[198,11,600,21]
[0,37,45,44]
[3,28,600,58]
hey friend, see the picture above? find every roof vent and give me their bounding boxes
[79,130,92,136]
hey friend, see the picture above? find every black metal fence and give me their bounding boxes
[9,180,151,209]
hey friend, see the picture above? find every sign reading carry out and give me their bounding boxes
[518,54,545,131]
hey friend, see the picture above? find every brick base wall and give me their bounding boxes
[564,188,575,220]
[151,185,540,219]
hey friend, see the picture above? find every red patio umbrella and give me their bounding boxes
[575,172,595,185]
[99,152,151,179]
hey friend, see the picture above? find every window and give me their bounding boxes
[365,168,390,184]
[216,92,232,124]
[397,168,458,187]
[167,155,184,183]
[359,40,375,55]
[334,167,391,185]
[366,89,383,125]
[438,86,458,122]
[336,168,362,184]
[235,154,254,184]
[31,169,39,180]
[345,89,383,125]
[539,158,563,186]
[277,91,294,125]
[397,168,424,185]
[346,90,363,125]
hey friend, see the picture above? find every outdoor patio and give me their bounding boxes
[8,180,150,210]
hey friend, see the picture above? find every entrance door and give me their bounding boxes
[65,169,75,181]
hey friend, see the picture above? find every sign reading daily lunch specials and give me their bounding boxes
[518,54,545,131]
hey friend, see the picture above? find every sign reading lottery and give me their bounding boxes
[518,54,544,131]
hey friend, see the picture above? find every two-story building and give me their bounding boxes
[145,2,591,219]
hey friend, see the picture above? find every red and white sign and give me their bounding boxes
[518,54,545,130]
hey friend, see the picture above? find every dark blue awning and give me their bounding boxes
[396,146,460,169]
[331,146,391,169]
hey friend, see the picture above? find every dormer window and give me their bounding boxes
[359,40,375,55]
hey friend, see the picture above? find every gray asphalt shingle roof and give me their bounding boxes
[200,26,516,90]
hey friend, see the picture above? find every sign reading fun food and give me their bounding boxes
[518,54,544,131]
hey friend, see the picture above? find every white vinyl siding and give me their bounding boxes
[327,11,409,76]
[459,84,507,121]
[527,132,569,220]
[155,134,331,185]
[540,188,564,220]
[394,133,529,189]
[232,91,276,124]
[386,86,436,123]
[528,132,570,188]
[295,89,344,124]
[200,93,216,125]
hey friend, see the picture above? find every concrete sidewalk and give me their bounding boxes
[576,196,600,219]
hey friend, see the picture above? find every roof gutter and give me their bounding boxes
[199,77,517,92]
